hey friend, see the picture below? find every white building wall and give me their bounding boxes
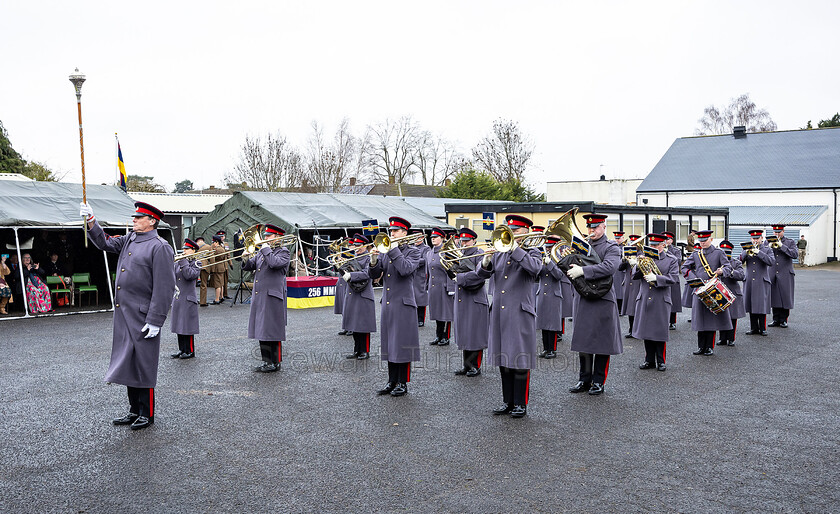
[548,179,643,205]
[637,189,838,264]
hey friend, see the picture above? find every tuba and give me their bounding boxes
[546,208,613,300]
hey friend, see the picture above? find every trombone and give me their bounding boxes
[174,248,215,262]
[370,231,427,253]
[438,225,546,265]
[213,224,298,267]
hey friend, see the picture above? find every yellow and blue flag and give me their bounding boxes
[116,135,127,192]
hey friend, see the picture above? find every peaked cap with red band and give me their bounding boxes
[545,235,562,245]
[132,201,164,220]
[265,224,285,236]
[505,214,533,228]
[772,225,785,231]
[628,234,641,241]
[663,231,675,240]
[719,240,734,250]
[583,213,607,227]
[431,228,446,238]
[353,234,370,245]
[215,230,226,236]
[647,233,667,243]
[696,230,713,239]
[389,216,411,231]
[531,225,545,232]
[749,229,763,237]
[459,228,477,239]
[184,238,199,250]
[613,231,625,237]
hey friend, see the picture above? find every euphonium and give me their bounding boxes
[544,207,613,300]
[635,239,662,277]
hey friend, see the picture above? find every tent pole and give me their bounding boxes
[296,231,302,277]
[102,249,115,310]
[13,228,32,318]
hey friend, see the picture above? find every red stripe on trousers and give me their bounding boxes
[732,319,737,341]
[603,357,610,383]
[366,333,370,353]
[190,335,194,353]
[663,342,666,361]
[711,332,716,349]
[476,352,482,368]
[561,319,565,334]
[149,388,154,418]
[406,363,411,383]
[553,332,558,351]
[278,341,282,362]
[525,371,530,404]
[446,322,451,338]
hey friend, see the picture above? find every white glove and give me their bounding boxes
[261,243,271,250]
[79,202,94,220]
[481,253,492,269]
[389,242,399,252]
[141,323,160,339]
[543,255,551,265]
[567,264,584,279]
[644,273,657,283]
[627,257,638,267]
[342,271,351,282]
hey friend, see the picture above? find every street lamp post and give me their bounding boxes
[68,68,88,247]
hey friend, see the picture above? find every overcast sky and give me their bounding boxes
[1,1,837,194]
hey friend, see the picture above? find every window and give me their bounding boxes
[182,216,196,238]
[710,217,726,239]
[605,219,620,236]
[472,219,492,242]
[623,217,646,237]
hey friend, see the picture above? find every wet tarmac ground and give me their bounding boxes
[2,268,839,512]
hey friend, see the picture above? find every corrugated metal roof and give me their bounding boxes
[638,127,840,192]
[727,205,827,226]
[128,192,232,214]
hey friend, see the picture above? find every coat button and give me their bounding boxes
[501,290,505,293]
[387,301,390,304]
[501,305,505,309]
[387,288,390,291]
[115,303,119,307]
[121,268,125,272]
[128,252,131,256]
[117,286,121,290]
[504,276,508,279]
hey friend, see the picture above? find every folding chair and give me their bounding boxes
[46,276,72,307]
[73,273,99,306]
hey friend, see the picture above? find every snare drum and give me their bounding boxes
[694,277,735,314]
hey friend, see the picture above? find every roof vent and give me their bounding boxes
[733,126,747,139]
[599,174,606,181]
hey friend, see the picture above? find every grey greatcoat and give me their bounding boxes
[631,252,679,342]
[369,245,421,363]
[721,257,746,320]
[619,260,643,317]
[740,244,775,314]
[242,246,291,341]
[334,276,347,314]
[570,236,623,355]
[617,261,633,312]
[683,246,732,331]
[667,245,683,313]
[342,254,377,334]
[771,237,797,309]
[413,244,430,308]
[171,259,201,335]
[427,245,454,321]
[536,260,565,331]
[89,222,176,388]
[476,246,543,369]
[453,247,489,352]
[560,273,575,319]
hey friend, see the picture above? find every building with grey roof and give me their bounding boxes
[636,127,840,264]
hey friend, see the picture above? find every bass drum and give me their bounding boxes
[555,252,613,300]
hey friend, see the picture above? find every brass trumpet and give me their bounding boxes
[439,225,545,265]
[371,231,427,253]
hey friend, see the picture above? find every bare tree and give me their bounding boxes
[305,118,356,192]
[471,119,534,182]
[225,132,304,191]
[362,116,423,184]
[695,93,778,135]
[415,132,463,186]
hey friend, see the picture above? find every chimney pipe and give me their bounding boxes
[599,175,606,181]
[349,177,356,186]
[733,126,747,139]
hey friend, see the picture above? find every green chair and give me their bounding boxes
[73,273,99,306]
[46,276,72,307]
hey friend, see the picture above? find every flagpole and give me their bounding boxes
[115,133,119,188]
[69,68,88,248]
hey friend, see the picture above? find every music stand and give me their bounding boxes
[230,228,252,306]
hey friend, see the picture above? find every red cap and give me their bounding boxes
[748,229,763,237]
[647,233,667,243]
[389,216,411,230]
[505,214,533,228]
[265,224,285,235]
[132,201,164,221]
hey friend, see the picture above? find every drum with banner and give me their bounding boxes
[694,277,735,314]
